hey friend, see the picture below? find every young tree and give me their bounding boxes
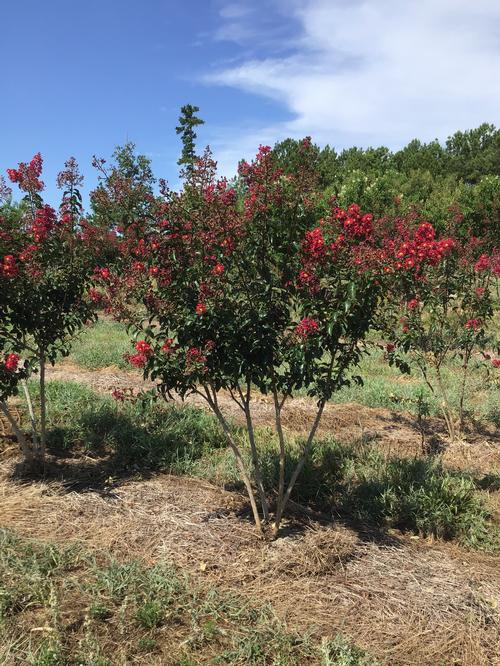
[175,104,205,174]
[381,214,499,440]
[1,155,97,466]
[97,141,389,537]
[91,142,156,235]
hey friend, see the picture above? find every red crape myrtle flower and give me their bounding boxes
[31,205,57,242]
[126,353,147,368]
[196,302,206,315]
[135,340,153,355]
[465,318,482,330]
[295,317,319,339]
[125,340,154,368]
[1,255,18,278]
[406,298,419,310]
[7,153,44,192]
[3,353,20,373]
[212,262,225,276]
[161,338,174,353]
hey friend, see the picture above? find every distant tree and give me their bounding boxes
[176,104,205,174]
[445,123,500,183]
[336,146,392,175]
[393,138,447,176]
[91,142,156,234]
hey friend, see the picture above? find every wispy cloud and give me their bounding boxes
[205,0,500,174]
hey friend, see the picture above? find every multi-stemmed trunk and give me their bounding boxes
[1,348,48,469]
[199,380,328,539]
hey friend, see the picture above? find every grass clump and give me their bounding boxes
[320,635,379,665]
[23,380,226,471]
[293,440,497,549]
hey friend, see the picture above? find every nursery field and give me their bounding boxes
[1,127,500,665]
[1,318,499,666]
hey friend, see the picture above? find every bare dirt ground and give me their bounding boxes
[1,360,499,665]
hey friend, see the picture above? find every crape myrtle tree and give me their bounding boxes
[88,143,165,318]
[96,140,391,537]
[0,175,34,460]
[380,212,500,440]
[0,155,97,466]
[91,142,157,234]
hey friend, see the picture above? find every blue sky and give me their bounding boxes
[2,0,500,204]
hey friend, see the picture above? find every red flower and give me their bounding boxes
[475,287,485,298]
[386,343,395,353]
[31,205,57,242]
[196,302,206,315]
[465,318,482,330]
[406,298,419,310]
[1,255,18,278]
[135,340,153,355]
[6,153,44,192]
[186,347,206,366]
[492,358,500,368]
[88,288,102,303]
[126,352,148,368]
[97,267,110,280]
[3,353,20,373]
[112,389,126,401]
[295,317,319,339]
[161,338,174,353]
[474,254,489,272]
[212,262,225,276]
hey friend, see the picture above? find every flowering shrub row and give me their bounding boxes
[89,140,498,534]
[1,140,498,531]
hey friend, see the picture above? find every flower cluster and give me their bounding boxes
[295,317,319,339]
[465,318,482,330]
[333,204,373,240]
[391,222,455,271]
[186,346,207,368]
[56,157,84,190]
[31,205,57,242]
[126,340,153,368]
[2,353,20,373]
[7,153,44,192]
[1,254,18,278]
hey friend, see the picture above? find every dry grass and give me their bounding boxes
[1,361,498,663]
[1,453,499,665]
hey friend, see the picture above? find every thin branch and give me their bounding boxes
[21,380,39,450]
[202,384,264,534]
[273,399,326,537]
[241,379,269,521]
[271,373,287,516]
[228,386,245,412]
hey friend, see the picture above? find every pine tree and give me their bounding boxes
[176,104,205,173]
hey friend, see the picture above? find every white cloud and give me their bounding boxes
[206,0,500,174]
